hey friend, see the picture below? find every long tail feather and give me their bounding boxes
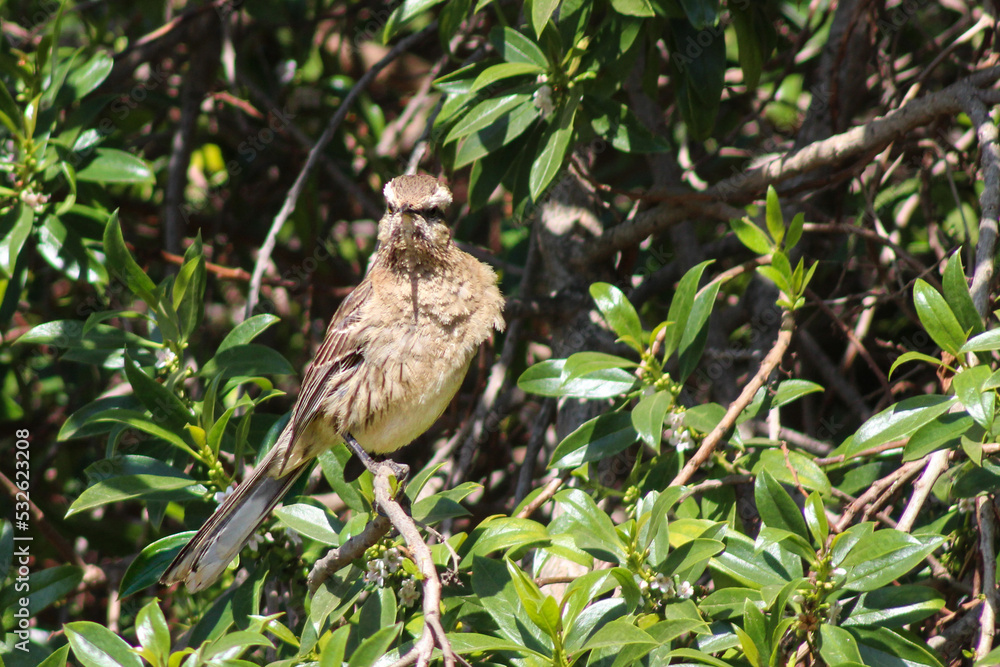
[161,433,303,592]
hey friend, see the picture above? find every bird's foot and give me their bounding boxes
[343,432,410,487]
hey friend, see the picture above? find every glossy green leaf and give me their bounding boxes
[699,587,765,619]
[953,365,994,429]
[842,585,945,627]
[754,470,808,540]
[730,217,773,255]
[549,411,638,469]
[841,395,955,457]
[804,491,828,547]
[555,488,628,564]
[840,531,945,591]
[65,621,143,667]
[753,448,831,495]
[664,260,714,361]
[66,51,113,100]
[889,350,952,378]
[943,252,983,335]
[471,62,544,91]
[590,282,643,344]
[587,98,670,153]
[444,92,533,144]
[764,186,784,245]
[611,0,655,16]
[632,390,674,449]
[37,646,71,667]
[120,532,193,597]
[219,314,281,352]
[518,358,636,398]
[77,148,155,184]
[847,627,944,667]
[134,600,170,664]
[454,99,539,168]
[201,344,294,378]
[529,99,577,201]
[711,530,802,590]
[491,27,550,68]
[274,503,343,545]
[0,205,34,279]
[913,279,968,355]
[471,556,553,652]
[563,351,639,381]
[958,328,1000,353]
[102,210,157,305]
[67,471,204,516]
[678,277,721,382]
[87,408,199,457]
[818,624,864,666]
[123,352,193,427]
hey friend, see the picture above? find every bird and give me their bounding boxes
[161,174,506,592]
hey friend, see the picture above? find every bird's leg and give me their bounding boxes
[343,432,409,486]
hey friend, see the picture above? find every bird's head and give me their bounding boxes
[378,174,454,265]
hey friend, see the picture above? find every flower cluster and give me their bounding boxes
[665,410,694,452]
[364,544,421,607]
[644,572,694,600]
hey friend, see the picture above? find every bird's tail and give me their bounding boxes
[160,427,303,592]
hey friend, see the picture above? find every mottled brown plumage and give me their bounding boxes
[161,174,505,592]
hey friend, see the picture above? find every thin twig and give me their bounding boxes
[963,93,1000,319]
[375,468,466,667]
[244,24,437,320]
[895,449,950,532]
[516,474,569,519]
[976,495,999,659]
[307,515,391,595]
[671,311,796,487]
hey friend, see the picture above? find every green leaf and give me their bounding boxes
[66,51,114,99]
[889,350,952,378]
[518,359,636,398]
[659,538,725,582]
[529,99,577,201]
[529,0,561,37]
[201,344,295,378]
[818,624,864,666]
[958,328,1000,354]
[580,618,658,652]
[65,621,144,667]
[841,395,955,457]
[913,279,968,355]
[491,27,550,68]
[804,491,828,547]
[773,380,824,407]
[120,532,194,597]
[77,148,155,183]
[711,531,802,590]
[730,217,773,255]
[610,0,655,16]
[444,91,533,144]
[754,470,809,541]
[382,0,447,39]
[87,408,200,457]
[943,252,983,336]
[219,314,281,351]
[953,365,994,429]
[454,100,540,168]
[840,531,945,591]
[731,5,763,88]
[463,517,550,564]
[632,390,674,449]
[471,62,545,91]
[102,210,157,305]
[549,411,638,469]
[663,260,714,360]
[37,646,71,667]
[123,352,193,427]
[68,471,204,516]
[699,587,765,619]
[590,282,643,345]
[555,488,628,564]
[448,632,549,657]
[847,627,943,667]
[904,413,979,461]
[764,186,784,245]
[842,585,945,627]
[0,205,34,279]
[753,449,831,495]
[135,601,170,664]
[471,556,553,652]
[678,277,722,382]
[563,351,639,381]
[274,503,344,545]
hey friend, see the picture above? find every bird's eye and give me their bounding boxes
[427,207,442,219]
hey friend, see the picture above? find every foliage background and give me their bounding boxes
[1,0,999,665]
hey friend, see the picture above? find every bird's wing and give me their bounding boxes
[278,278,373,473]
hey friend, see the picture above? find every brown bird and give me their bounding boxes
[161,174,505,592]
